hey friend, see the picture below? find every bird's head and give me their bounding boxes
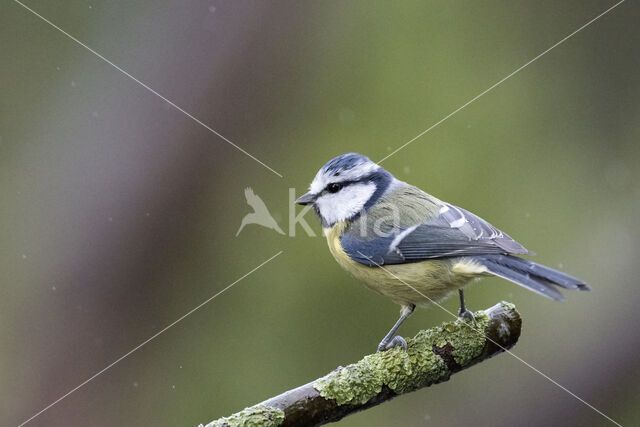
[296,153,393,227]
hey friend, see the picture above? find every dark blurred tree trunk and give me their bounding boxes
[19,3,309,426]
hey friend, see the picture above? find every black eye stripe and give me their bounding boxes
[327,183,342,193]
[324,179,360,194]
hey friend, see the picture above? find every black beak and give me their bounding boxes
[295,192,316,206]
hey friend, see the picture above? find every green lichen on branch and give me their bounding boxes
[201,404,284,427]
[440,310,489,365]
[313,309,490,405]
[200,303,520,427]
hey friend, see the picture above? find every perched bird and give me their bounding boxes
[236,187,284,236]
[296,153,588,352]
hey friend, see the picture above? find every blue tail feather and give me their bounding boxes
[475,254,588,301]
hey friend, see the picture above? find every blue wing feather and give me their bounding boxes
[341,202,529,266]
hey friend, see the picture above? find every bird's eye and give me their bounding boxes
[327,183,343,193]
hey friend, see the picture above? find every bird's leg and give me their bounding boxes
[457,289,476,324]
[377,304,415,352]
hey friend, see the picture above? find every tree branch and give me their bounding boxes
[200,301,521,427]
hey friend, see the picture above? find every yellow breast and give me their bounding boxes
[324,222,484,307]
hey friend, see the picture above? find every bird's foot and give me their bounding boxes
[458,307,476,326]
[377,335,407,352]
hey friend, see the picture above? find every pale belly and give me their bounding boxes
[324,224,486,307]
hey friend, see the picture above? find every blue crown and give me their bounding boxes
[321,153,372,176]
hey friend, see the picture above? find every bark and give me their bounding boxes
[201,301,522,427]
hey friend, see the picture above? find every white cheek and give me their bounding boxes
[316,183,376,225]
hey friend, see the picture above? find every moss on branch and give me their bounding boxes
[200,301,521,427]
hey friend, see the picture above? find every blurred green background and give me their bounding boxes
[1,1,639,426]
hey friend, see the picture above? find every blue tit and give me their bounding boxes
[296,153,588,352]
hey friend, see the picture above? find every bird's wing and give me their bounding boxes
[341,201,529,266]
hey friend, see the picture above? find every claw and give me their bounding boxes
[377,335,407,352]
[457,289,476,326]
[458,308,476,326]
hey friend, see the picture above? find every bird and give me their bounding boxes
[296,153,588,352]
[236,187,285,236]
